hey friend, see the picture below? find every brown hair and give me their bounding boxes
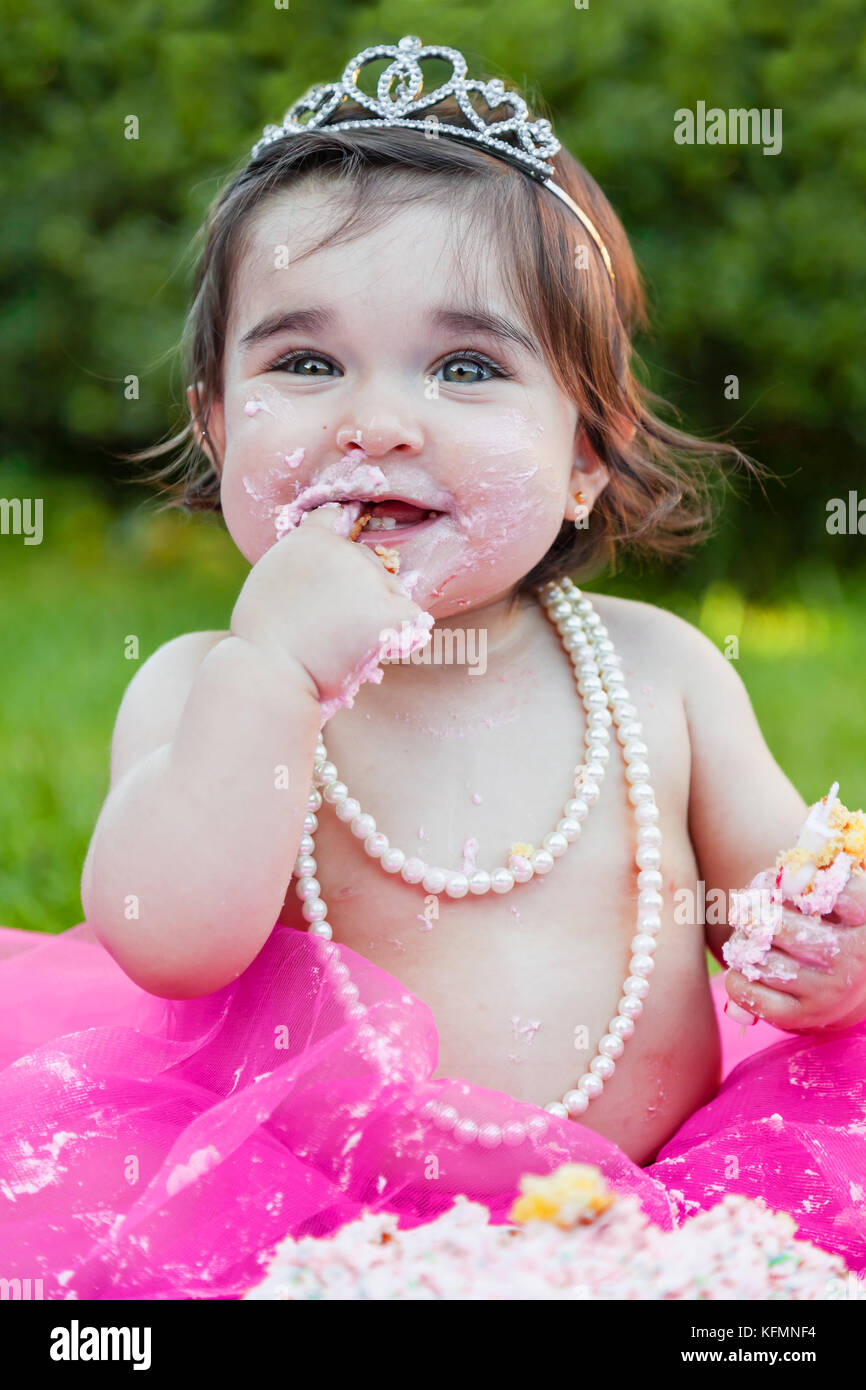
[122,92,765,598]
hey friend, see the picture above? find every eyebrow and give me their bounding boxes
[238,304,539,358]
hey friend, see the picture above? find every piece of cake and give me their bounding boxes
[723,783,866,983]
[242,1162,850,1300]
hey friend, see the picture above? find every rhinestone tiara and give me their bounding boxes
[250,35,615,289]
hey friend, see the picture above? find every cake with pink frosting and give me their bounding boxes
[723,783,866,981]
[242,1163,849,1300]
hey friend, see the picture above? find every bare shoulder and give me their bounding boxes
[587,591,718,695]
[109,628,229,788]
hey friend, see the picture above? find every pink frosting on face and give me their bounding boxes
[275,457,389,540]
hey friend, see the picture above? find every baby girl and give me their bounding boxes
[79,38,866,1178]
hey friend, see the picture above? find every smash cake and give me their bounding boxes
[243,1164,849,1300]
[724,782,866,981]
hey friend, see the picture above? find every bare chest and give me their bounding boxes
[279,614,721,1162]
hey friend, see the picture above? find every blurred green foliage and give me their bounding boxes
[2,0,865,596]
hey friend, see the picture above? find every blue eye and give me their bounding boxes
[268,351,339,377]
[436,352,509,384]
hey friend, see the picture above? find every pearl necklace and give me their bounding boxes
[292,577,663,1144]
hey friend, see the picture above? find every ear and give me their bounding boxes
[186,383,225,471]
[564,428,611,523]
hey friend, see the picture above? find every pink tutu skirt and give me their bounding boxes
[0,920,864,1299]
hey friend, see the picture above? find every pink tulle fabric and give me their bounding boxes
[0,920,864,1300]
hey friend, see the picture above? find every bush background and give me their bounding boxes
[1,0,864,933]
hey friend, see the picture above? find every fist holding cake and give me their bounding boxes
[723,783,866,1032]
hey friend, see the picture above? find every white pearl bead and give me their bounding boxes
[635,802,659,825]
[630,954,655,977]
[586,691,608,710]
[638,912,662,934]
[624,739,649,760]
[618,994,643,1018]
[477,1123,503,1149]
[624,974,650,998]
[584,761,606,782]
[590,1054,616,1079]
[588,710,612,729]
[564,798,589,821]
[577,1073,604,1098]
[400,856,426,884]
[454,1117,479,1143]
[587,742,610,764]
[309,921,332,940]
[432,1104,458,1132]
[545,1101,569,1118]
[598,1033,625,1059]
[380,847,405,874]
[609,1015,635,1039]
[445,872,469,898]
[550,601,572,620]
[350,813,376,839]
[638,889,663,911]
[637,868,663,892]
[631,933,658,956]
[564,1089,589,1116]
[322,780,348,804]
[329,962,349,982]
[422,867,448,894]
[294,853,316,878]
[579,781,600,806]
[525,1114,550,1139]
[338,982,360,1003]
[501,1120,528,1146]
[364,832,389,858]
[303,812,318,833]
[636,844,662,868]
[317,761,337,784]
[301,897,327,922]
[468,870,492,895]
[625,761,651,784]
[637,824,662,845]
[627,782,654,805]
[556,817,581,842]
[307,789,322,812]
[491,866,516,893]
[617,720,643,743]
[543,831,568,858]
[295,875,320,901]
[532,849,554,876]
[298,833,314,854]
[335,796,361,822]
[346,1003,367,1021]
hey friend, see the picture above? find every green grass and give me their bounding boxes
[2,469,865,935]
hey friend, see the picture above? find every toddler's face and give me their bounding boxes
[198,184,608,617]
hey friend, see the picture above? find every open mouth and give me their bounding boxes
[333,497,446,538]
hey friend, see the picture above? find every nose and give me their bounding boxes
[336,411,424,459]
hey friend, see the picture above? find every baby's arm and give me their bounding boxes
[80,628,324,998]
[81,505,425,999]
[662,610,808,961]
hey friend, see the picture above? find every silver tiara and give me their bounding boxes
[250,35,615,288]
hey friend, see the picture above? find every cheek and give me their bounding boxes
[451,409,564,547]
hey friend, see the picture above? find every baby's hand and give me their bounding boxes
[231,502,430,708]
[724,867,866,1032]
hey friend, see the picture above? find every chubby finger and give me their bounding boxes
[724,968,807,1031]
[298,500,364,537]
[765,910,842,968]
[830,866,866,927]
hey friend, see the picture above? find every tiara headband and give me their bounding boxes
[250,35,615,290]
